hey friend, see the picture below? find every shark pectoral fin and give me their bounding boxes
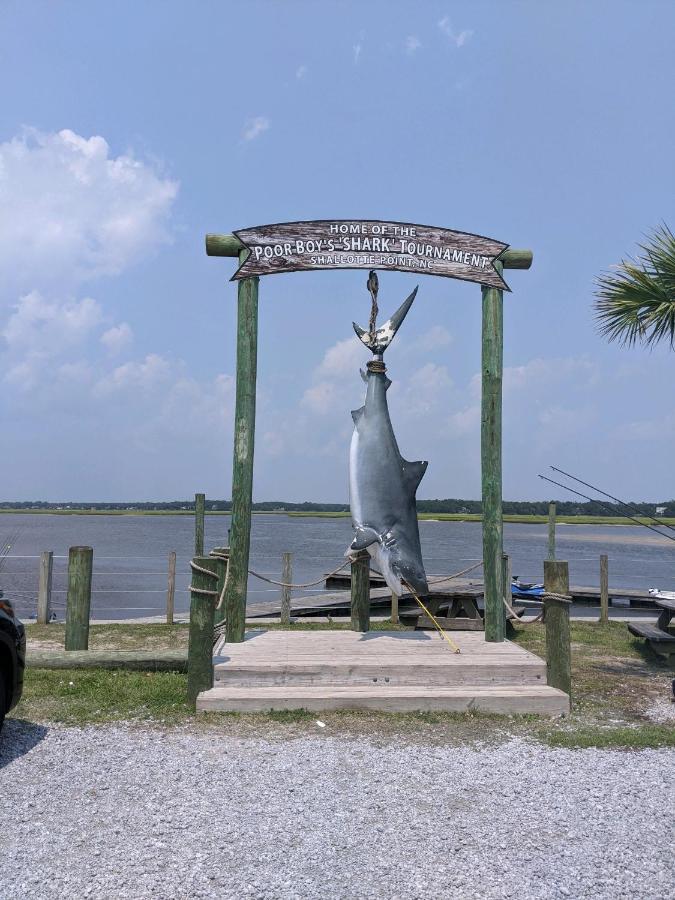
[403,459,428,494]
[384,377,392,391]
[351,406,365,424]
[350,526,380,552]
[359,368,368,384]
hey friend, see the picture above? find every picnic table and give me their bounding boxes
[627,597,675,661]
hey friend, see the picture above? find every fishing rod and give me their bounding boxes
[0,527,22,573]
[550,466,675,534]
[537,474,675,544]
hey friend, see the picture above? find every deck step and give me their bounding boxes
[213,659,545,687]
[197,684,569,716]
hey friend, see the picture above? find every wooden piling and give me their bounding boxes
[222,249,259,643]
[187,555,219,707]
[350,551,370,632]
[194,493,205,556]
[391,592,399,625]
[544,559,570,596]
[481,261,505,642]
[280,552,292,627]
[548,501,556,561]
[166,551,176,625]
[65,546,93,651]
[599,554,609,624]
[543,559,571,698]
[37,550,53,625]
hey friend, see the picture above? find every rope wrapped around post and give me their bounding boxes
[187,556,219,707]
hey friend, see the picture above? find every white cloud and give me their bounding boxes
[0,128,178,295]
[241,117,270,142]
[3,291,102,352]
[94,353,172,395]
[316,336,366,379]
[405,35,421,55]
[503,356,597,392]
[403,363,453,414]
[438,17,473,48]
[446,404,480,436]
[1,291,104,389]
[408,324,453,353]
[100,322,133,355]
[301,381,341,415]
[353,43,362,64]
[296,65,308,79]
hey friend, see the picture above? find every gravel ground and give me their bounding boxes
[1,720,674,900]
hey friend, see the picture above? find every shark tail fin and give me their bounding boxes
[353,286,418,355]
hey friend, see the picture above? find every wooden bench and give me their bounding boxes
[655,597,675,630]
[627,621,675,661]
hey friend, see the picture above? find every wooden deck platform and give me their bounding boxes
[246,577,661,621]
[197,631,569,716]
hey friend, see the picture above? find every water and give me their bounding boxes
[1,513,673,619]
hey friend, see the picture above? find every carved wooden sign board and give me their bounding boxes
[232,220,510,290]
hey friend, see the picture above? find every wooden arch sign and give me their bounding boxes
[231,219,510,290]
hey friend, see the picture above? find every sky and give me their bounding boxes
[0,0,674,503]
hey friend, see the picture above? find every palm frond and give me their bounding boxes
[594,224,675,348]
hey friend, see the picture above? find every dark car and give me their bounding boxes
[0,592,26,731]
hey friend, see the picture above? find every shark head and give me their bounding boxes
[367,528,429,598]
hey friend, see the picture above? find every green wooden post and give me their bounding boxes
[37,550,53,625]
[481,261,504,642]
[599,554,609,624]
[548,501,556,560]
[280,551,292,627]
[166,550,176,625]
[351,550,370,632]
[187,555,219,707]
[222,250,259,643]
[543,559,572,697]
[65,546,93,651]
[195,493,205,556]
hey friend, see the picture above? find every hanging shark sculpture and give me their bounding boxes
[347,277,430,598]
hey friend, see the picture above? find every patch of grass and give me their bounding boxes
[510,621,645,658]
[13,667,191,725]
[539,724,675,749]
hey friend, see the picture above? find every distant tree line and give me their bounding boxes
[3,498,674,517]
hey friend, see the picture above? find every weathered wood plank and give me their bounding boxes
[194,492,205,556]
[416,616,484,631]
[280,551,292,627]
[232,221,509,289]
[37,550,53,625]
[599,554,609,624]
[205,232,532,271]
[28,649,187,671]
[65,546,93,651]
[548,502,556,561]
[350,550,370,632]
[166,550,176,626]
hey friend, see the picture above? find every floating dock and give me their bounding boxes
[197,630,569,716]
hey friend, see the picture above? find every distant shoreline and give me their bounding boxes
[1,508,673,527]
